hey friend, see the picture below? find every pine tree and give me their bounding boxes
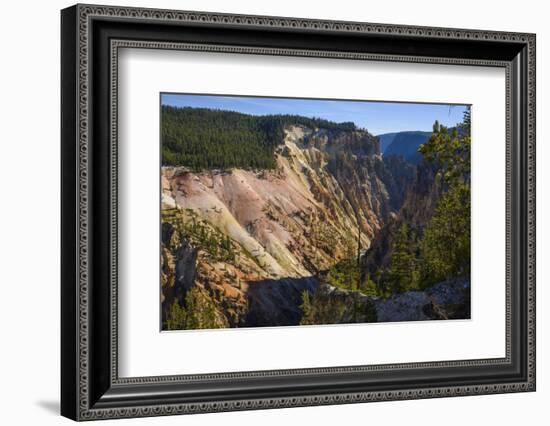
[165,299,187,330]
[388,223,414,293]
[414,110,471,286]
[164,288,221,330]
[361,274,379,297]
[183,289,199,330]
[183,288,219,329]
[418,120,470,186]
[420,181,470,284]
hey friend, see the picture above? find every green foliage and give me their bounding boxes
[368,107,472,295]
[324,233,361,291]
[418,111,471,186]
[161,105,357,170]
[415,107,471,286]
[299,290,348,325]
[183,287,218,330]
[459,106,471,136]
[301,227,379,325]
[360,274,379,297]
[387,223,419,293]
[165,298,188,330]
[299,288,377,325]
[325,257,361,291]
[381,178,471,292]
[165,287,220,330]
[419,181,471,285]
[162,209,235,262]
[299,290,314,325]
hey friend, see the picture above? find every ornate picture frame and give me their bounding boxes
[61,4,535,421]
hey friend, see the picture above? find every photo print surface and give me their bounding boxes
[160,94,471,331]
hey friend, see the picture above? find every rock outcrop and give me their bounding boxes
[374,278,470,322]
[311,278,470,324]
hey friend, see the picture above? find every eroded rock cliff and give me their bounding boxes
[161,125,413,327]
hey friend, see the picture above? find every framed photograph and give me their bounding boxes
[61,4,536,421]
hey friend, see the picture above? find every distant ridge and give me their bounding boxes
[378,131,432,164]
[377,132,399,153]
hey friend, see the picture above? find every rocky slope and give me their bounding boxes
[161,125,413,327]
[309,278,470,324]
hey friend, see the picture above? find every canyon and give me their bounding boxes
[160,123,470,329]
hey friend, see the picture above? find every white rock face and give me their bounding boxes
[161,193,177,210]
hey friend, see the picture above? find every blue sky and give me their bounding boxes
[161,93,468,135]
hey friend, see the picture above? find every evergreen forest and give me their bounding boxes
[161,105,357,169]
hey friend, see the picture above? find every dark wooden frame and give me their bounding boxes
[61,4,536,421]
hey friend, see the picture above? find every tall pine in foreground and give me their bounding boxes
[420,181,470,284]
[417,107,471,285]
